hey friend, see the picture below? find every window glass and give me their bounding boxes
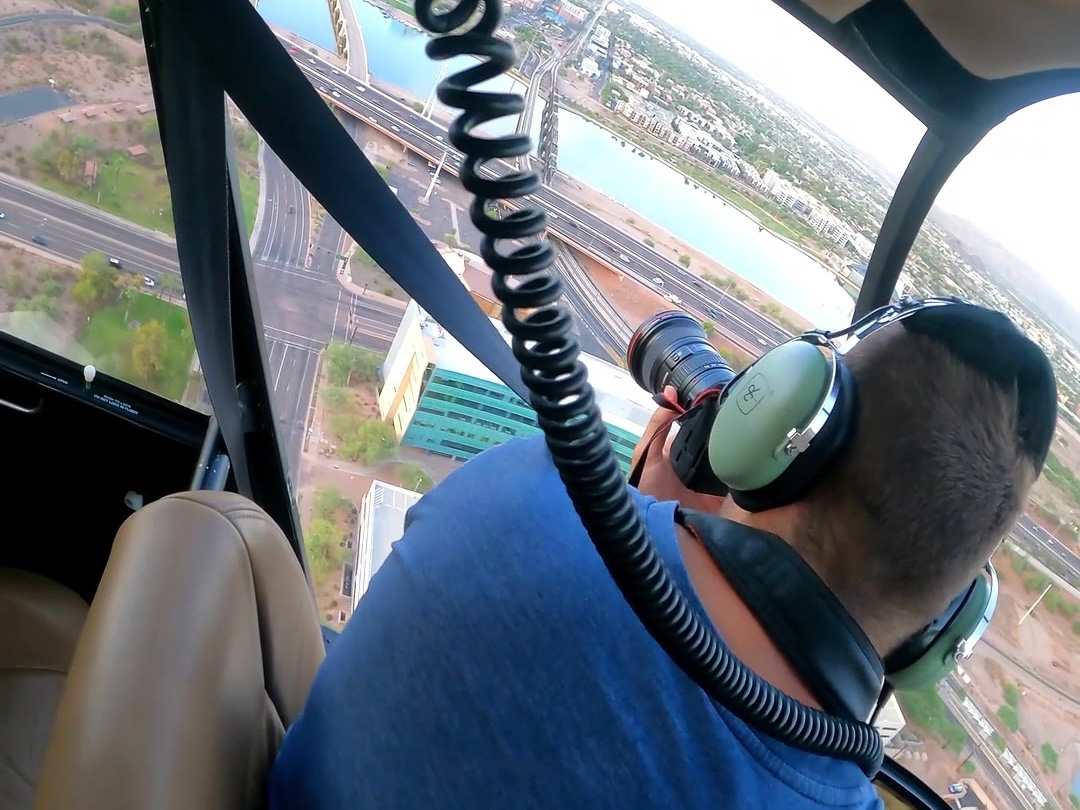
[245,0,922,631]
[895,97,1080,810]
[0,10,206,410]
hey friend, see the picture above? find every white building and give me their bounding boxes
[580,56,601,79]
[378,300,655,471]
[874,694,906,749]
[352,480,422,608]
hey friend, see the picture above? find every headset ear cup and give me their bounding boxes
[707,340,834,494]
[885,574,992,690]
[729,359,857,512]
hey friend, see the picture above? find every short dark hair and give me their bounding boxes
[794,324,1042,652]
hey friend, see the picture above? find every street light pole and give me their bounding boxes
[1018,582,1053,625]
[422,149,449,205]
[422,61,449,120]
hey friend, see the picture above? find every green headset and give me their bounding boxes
[672,296,1038,691]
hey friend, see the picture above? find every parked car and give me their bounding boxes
[142,275,156,288]
[31,234,48,246]
[108,257,123,269]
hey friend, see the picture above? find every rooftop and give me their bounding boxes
[364,480,422,586]
[418,304,654,436]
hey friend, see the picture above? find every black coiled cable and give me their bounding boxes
[414,0,883,777]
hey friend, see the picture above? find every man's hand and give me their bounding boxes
[630,386,728,513]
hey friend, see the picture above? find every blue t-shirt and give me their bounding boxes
[270,436,881,809]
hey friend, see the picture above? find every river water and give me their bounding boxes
[258,0,855,326]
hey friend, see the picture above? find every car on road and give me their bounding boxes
[757,337,768,346]
[0,211,6,220]
[108,257,123,269]
[390,125,401,133]
[142,275,156,288]
[663,293,681,305]
[435,135,444,141]
[288,204,296,214]
[946,784,967,796]
[31,234,48,247]
[355,84,366,93]
[651,276,664,286]
[332,90,341,99]
[618,253,630,263]
[307,57,316,65]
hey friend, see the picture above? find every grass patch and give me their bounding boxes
[238,169,258,238]
[82,292,194,400]
[35,153,174,235]
[897,686,968,753]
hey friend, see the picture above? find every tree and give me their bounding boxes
[322,386,350,411]
[678,254,691,268]
[325,342,382,387]
[131,321,167,385]
[942,724,968,753]
[157,272,183,299]
[961,760,976,776]
[1003,683,1020,708]
[397,462,433,494]
[997,704,1019,733]
[304,517,341,579]
[991,732,1006,752]
[71,252,119,313]
[314,487,348,521]
[701,319,715,337]
[114,272,142,322]
[1040,742,1059,773]
[341,419,396,465]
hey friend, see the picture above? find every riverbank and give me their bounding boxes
[559,70,847,275]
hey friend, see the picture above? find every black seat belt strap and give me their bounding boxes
[183,0,528,401]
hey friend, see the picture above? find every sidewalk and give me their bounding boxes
[342,0,370,83]
[335,263,408,312]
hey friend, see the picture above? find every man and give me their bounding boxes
[270,309,1053,808]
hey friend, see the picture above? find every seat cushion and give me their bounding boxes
[0,569,88,810]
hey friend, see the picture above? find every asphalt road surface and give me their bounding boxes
[291,46,790,351]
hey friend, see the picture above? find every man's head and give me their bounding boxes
[737,313,1054,655]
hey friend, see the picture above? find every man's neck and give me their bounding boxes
[674,522,823,710]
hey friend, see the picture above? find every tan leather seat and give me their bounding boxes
[0,569,89,810]
[34,492,325,810]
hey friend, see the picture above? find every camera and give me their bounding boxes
[627,311,738,494]
[627,311,737,409]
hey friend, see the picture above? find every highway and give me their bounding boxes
[938,679,1041,810]
[0,10,127,33]
[1014,514,1080,585]
[287,44,790,351]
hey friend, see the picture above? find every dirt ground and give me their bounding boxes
[958,550,1080,806]
[0,19,149,100]
[0,240,80,323]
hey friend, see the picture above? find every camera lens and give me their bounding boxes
[627,311,737,409]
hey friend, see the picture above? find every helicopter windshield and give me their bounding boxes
[0,0,1076,807]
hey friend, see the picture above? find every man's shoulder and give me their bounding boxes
[405,436,575,542]
[395,437,591,581]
